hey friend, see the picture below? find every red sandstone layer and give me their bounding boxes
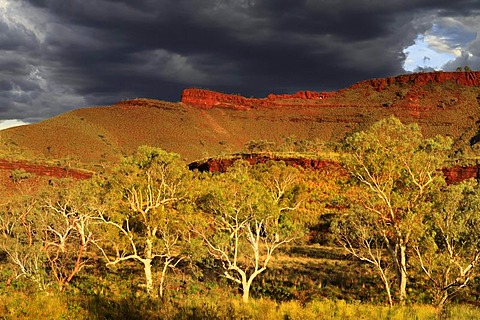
[181,88,334,110]
[0,160,93,180]
[351,71,480,91]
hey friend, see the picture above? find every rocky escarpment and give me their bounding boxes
[188,154,343,173]
[4,71,480,165]
[181,88,334,110]
[351,71,480,91]
[0,159,93,180]
[182,72,480,111]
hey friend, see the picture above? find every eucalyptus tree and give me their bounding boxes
[0,180,98,292]
[414,179,480,308]
[193,161,305,302]
[40,180,98,291]
[94,146,192,297]
[333,117,451,304]
[0,195,47,290]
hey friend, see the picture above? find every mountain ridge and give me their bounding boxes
[2,71,480,164]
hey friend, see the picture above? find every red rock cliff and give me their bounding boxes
[181,88,333,110]
[442,165,480,184]
[188,154,345,174]
[351,71,480,91]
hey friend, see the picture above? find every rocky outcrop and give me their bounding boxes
[190,155,480,185]
[442,165,480,184]
[0,160,93,180]
[182,72,480,110]
[181,88,334,110]
[351,71,480,92]
[189,154,345,174]
[266,91,335,100]
[181,89,259,110]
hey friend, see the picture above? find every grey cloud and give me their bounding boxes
[443,52,480,71]
[0,0,478,121]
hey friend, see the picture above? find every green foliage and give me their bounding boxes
[93,146,194,296]
[334,116,453,304]
[0,195,50,290]
[3,289,480,320]
[9,169,34,182]
[278,135,324,153]
[0,179,101,292]
[193,160,306,301]
[3,120,480,314]
[414,179,480,306]
[244,139,276,153]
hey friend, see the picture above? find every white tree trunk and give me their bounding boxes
[399,244,407,303]
[143,259,154,295]
[242,280,251,303]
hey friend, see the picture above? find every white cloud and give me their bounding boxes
[403,15,479,72]
[424,34,462,57]
[0,119,28,131]
[403,35,456,71]
[0,0,48,43]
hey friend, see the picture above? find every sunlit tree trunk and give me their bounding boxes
[398,244,407,303]
[143,259,154,295]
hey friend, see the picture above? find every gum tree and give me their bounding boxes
[0,195,48,290]
[0,181,98,291]
[333,117,451,304]
[194,161,304,302]
[414,179,480,308]
[94,146,191,297]
[40,180,98,291]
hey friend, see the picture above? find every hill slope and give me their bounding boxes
[2,71,480,163]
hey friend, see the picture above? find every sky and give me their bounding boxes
[0,0,480,129]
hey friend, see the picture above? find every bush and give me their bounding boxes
[9,169,33,182]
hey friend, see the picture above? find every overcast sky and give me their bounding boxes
[0,0,479,127]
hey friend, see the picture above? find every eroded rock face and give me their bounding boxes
[351,71,480,91]
[442,165,480,184]
[181,88,334,110]
[188,154,345,174]
[181,72,480,112]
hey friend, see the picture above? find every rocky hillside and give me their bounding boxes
[2,71,480,164]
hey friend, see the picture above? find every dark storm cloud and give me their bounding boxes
[0,0,479,121]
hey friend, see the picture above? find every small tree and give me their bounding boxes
[94,146,191,297]
[40,181,97,291]
[332,206,395,306]
[0,196,48,290]
[333,117,451,304]
[194,161,304,302]
[0,181,97,292]
[414,179,480,308]
[244,140,275,153]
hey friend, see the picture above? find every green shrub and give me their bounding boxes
[9,168,34,182]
